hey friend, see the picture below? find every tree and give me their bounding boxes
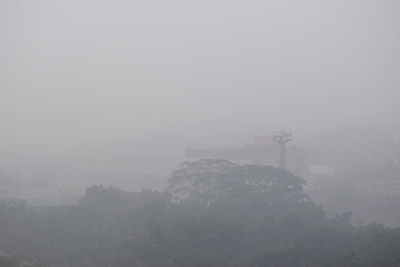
[166,159,311,212]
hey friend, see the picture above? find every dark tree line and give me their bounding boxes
[1,159,400,266]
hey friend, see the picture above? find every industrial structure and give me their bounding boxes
[186,134,306,176]
[273,131,292,169]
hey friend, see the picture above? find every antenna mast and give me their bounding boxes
[273,131,292,169]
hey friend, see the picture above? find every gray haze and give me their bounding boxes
[1,0,400,159]
[3,3,400,265]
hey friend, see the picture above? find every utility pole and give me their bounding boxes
[273,131,292,169]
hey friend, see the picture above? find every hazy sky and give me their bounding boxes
[1,0,399,155]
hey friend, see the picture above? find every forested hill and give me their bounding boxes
[1,159,400,267]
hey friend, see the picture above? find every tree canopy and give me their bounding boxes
[0,159,399,266]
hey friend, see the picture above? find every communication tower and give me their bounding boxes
[273,131,292,169]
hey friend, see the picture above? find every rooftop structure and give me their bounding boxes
[186,135,306,176]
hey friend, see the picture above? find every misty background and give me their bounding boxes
[2,1,400,266]
[0,0,399,203]
[1,0,399,155]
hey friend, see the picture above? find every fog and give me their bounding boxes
[1,1,400,266]
[1,0,399,157]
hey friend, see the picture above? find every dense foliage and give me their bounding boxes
[1,159,400,267]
